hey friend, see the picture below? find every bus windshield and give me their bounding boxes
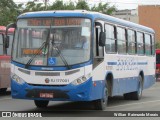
[12,18,91,66]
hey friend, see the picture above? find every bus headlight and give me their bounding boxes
[11,74,25,84]
[71,73,91,85]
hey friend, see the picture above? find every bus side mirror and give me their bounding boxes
[5,36,9,48]
[99,32,106,47]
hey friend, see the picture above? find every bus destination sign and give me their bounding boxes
[27,18,82,26]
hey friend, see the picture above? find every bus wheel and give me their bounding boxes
[0,88,7,93]
[34,100,49,108]
[94,84,108,110]
[131,75,143,100]
[124,75,143,100]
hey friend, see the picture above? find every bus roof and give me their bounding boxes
[18,10,155,33]
[0,26,6,32]
[8,28,15,33]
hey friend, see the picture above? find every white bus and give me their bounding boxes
[9,10,155,110]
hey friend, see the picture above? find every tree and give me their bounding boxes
[23,2,44,12]
[49,0,65,10]
[76,0,90,10]
[65,1,75,10]
[156,41,160,49]
[91,2,116,15]
[0,0,19,25]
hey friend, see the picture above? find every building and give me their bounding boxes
[138,5,160,41]
[112,9,139,24]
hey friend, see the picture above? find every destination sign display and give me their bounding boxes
[22,48,42,55]
[28,19,51,26]
[27,18,82,26]
[53,18,82,26]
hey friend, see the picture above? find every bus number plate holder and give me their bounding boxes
[40,93,54,98]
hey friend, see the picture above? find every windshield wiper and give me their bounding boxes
[25,42,47,69]
[52,46,71,70]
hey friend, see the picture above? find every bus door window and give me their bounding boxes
[93,22,104,68]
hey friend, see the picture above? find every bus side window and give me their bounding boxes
[137,31,145,55]
[105,24,116,53]
[117,27,127,54]
[151,35,155,55]
[7,34,14,55]
[145,33,151,56]
[0,34,4,55]
[128,29,136,54]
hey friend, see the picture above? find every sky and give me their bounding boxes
[13,0,160,10]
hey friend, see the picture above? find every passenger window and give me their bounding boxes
[0,34,4,55]
[128,29,136,54]
[105,24,116,53]
[117,27,126,54]
[137,32,144,55]
[151,35,155,55]
[145,34,151,56]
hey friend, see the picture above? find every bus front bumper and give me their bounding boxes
[11,78,104,101]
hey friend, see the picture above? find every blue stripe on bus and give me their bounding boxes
[137,62,148,65]
[107,62,148,66]
[107,62,117,65]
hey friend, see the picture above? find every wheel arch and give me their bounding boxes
[105,72,113,97]
[139,71,144,88]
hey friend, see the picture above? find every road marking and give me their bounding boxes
[107,99,160,109]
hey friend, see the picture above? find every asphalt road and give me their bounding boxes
[0,82,160,119]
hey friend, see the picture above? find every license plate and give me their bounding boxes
[40,93,54,98]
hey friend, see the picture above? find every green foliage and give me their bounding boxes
[156,41,160,49]
[76,0,90,10]
[65,1,75,10]
[0,0,18,25]
[91,3,116,15]
[23,2,44,12]
[0,0,116,26]
[49,0,65,10]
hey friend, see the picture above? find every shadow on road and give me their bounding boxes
[0,91,11,96]
[24,96,132,111]
[19,96,145,117]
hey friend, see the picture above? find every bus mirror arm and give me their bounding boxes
[5,23,16,48]
[5,23,16,35]
[99,32,106,47]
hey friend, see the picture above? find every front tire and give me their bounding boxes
[34,100,49,108]
[94,84,108,110]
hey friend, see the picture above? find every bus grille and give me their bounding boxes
[18,68,30,75]
[35,72,60,76]
[28,84,66,87]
